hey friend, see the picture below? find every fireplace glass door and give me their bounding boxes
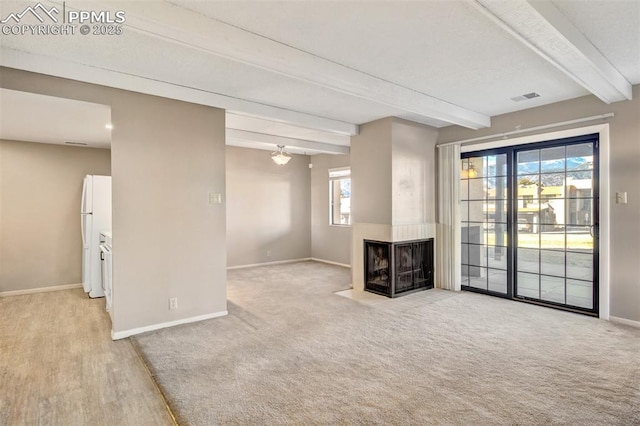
[395,242,431,294]
[366,242,391,295]
[365,239,433,297]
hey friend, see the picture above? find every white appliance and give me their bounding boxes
[81,175,112,298]
[100,231,113,316]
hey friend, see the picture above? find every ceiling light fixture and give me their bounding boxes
[105,124,113,130]
[271,145,291,166]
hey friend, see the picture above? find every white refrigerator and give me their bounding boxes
[81,175,112,298]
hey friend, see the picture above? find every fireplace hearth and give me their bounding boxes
[364,238,434,298]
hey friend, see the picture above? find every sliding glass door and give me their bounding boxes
[514,141,598,311]
[460,135,599,315]
[460,153,509,295]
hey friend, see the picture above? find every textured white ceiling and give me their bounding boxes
[1,0,638,153]
[553,0,640,84]
[0,29,413,124]
[181,0,587,115]
[0,89,112,148]
[0,89,350,153]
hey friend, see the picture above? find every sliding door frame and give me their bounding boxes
[459,123,610,319]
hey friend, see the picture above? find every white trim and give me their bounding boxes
[0,283,83,297]
[440,114,613,147]
[598,126,610,320]
[460,123,610,320]
[226,258,312,270]
[111,310,228,340]
[329,166,351,176]
[311,258,351,268]
[459,123,610,153]
[609,316,640,329]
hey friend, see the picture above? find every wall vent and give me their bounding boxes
[65,141,88,146]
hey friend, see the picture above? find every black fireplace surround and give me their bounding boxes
[364,238,434,298]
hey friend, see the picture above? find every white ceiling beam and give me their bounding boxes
[226,129,350,155]
[226,112,351,147]
[0,47,357,136]
[473,0,632,103]
[92,1,489,129]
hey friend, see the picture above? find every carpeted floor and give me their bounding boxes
[132,261,640,425]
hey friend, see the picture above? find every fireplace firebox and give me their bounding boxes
[364,238,434,297]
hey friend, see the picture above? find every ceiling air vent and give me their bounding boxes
[510,92,540,102]
[65,141,88,146]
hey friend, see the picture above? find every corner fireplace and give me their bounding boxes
[364,238,434,298]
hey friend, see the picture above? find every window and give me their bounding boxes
[329,167,351,226]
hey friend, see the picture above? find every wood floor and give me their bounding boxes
[0,288,175,425]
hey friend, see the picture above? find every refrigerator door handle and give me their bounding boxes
[81,212,92,247]
[81,214,86,248]
[81,176,88,213]
[80,177,87,212]
[81,176,92,248]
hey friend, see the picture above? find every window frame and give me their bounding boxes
[329,167,351,227]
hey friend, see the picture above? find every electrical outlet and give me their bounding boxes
[267,250,272,257]
[169,297,178,310]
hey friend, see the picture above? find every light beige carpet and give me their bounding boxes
[132,261,640,425]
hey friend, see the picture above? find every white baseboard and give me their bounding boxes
[227,258,312,270]
[0,283,83,298]
[609,316,640,328]
[111,310,228,340]
[311,258,351,268]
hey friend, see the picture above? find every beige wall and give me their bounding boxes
[391,118,438,226]
[226,146,311,267]
[351,118,393,225]
[0,140,111,293]
[110,91,227,335]
[0,67,228,335]
[439,85,640,323]
[310,153,351,266]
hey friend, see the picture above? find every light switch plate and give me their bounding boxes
[209,192,222,204]
[616,192,627,204]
